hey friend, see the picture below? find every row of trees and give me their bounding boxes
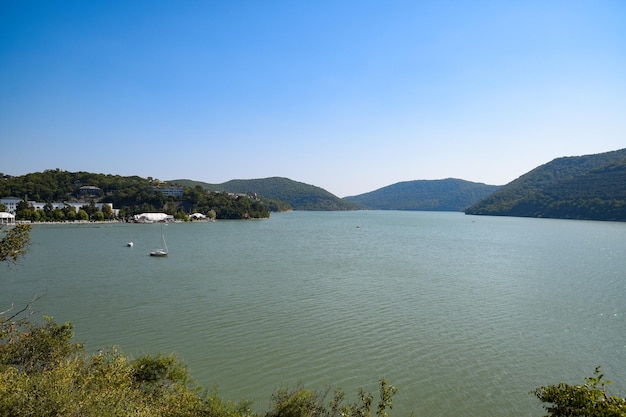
[7,201,115,222]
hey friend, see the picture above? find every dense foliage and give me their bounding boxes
[1,170,270,220]
[0,313,252,417]
[465,148,626,221]
[0,170,151,203]
[343,178,500,211]
[182,186,270,219]
[171,177,356,211]
[0,224,31,264]
[533,367,626,416]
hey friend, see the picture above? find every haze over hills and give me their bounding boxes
[344,179,500,211]
[465,148,626,221]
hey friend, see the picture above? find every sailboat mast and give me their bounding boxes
[161,224,168,252]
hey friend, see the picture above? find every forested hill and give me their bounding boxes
[170,177,356,211]
[465,148,626,221]
[0,170,271,220]
[343,179,500,211]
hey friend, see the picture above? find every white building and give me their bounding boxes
[0,197,22,214]
[152,186,184,197]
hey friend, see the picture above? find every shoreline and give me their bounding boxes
[20,219,223,226]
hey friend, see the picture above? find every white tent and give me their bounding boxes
[0,212,16,224]
[133,213,173,223]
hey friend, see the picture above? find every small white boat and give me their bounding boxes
[149,249,167,257]
[149,224,168,257]
[127,241,134,247]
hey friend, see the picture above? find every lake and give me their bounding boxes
[2,211,625,416]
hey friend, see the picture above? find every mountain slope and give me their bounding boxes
[170,177,356,211]
[344,178,501,211]
[465,148,626,221]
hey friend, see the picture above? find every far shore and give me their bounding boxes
[17,218,220,226]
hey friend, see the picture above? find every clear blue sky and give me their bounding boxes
[1,1,625,197]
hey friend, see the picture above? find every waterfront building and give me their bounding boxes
[0,212,15,224]
[0,197,22,214]
[152,186,184,197]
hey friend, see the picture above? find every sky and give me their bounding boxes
[1,1,625,197]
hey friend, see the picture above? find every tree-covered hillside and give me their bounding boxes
[0,169,152,203]
[344,178,500,211]
[0,170,270,220]
[465,148,626,221]
[171,177,356,211]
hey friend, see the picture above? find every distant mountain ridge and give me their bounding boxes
[465,148,626,221]
[6,147,625,219]
[344,179,500,211]
[170,177,356,211]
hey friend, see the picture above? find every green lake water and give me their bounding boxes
[3,211,625,416]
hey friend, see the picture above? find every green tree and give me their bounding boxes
[82,201,99,220]
[15,200,35,221]
[77,209,89,221]
[63,205,76,221]
[0,224,31,264]
[31,210,42,222]
[0,315,79,373]
[52,208,64,221]
[42,202,54,221]
[119,206,131,220]
[265,379,397,417]
[533,367,626,417]
[101,204,114,220]
[174,210,189,221]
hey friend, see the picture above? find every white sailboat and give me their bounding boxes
[149,224,168,257]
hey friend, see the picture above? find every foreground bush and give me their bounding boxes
[0,310,398,417]
[0,313,253,417]
[532,367,626,417]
